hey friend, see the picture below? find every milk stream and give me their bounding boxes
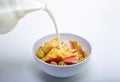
[0,1,62,50]
[44,6,62,50]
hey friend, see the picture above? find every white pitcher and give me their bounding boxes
[0,0,46,34]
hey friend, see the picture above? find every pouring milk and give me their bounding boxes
[0,0,62,50]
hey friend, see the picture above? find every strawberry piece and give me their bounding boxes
[45,57,62,64]
[75,49,85,57]
[45,46,53,54]
[64,40,74,49]
[64,56,78,65]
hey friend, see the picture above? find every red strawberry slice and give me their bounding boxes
[45,57,62,64]
[45,46,53,54]
[75,49,85,57]
[64,56,78,65]
[64,40,74,49]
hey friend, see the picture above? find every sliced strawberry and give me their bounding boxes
[45,57,62,64]
[63,40,74,49]
[47,47,53,52]
[64,56,78,65]
[45,46,53,54]
[75,49,85,57]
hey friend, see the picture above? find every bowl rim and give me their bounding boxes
[33,33,92,68]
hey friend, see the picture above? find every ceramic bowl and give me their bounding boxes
[33,33,92,77]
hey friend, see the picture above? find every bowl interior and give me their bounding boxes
[33,33,92,65]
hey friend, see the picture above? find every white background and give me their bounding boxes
[0,0,120,82]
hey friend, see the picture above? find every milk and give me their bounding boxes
[0,0,62,50]
[44,6,62,50]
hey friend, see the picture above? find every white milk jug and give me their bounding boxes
[0,0,46,34]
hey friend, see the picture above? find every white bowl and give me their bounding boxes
[33,33,92,77]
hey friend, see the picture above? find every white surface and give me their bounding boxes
[0,0,120,82]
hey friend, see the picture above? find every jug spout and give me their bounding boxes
[14,7,45,20]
